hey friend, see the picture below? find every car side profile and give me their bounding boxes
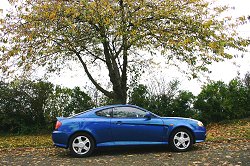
[52,104,206,157]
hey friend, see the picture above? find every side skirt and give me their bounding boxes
[96,141,168,147]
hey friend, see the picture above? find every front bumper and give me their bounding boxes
[194,127,206,143]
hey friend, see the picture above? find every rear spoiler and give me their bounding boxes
[56,117,67,121]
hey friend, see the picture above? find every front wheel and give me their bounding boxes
[69,133,95,157]
[169,128,193,152]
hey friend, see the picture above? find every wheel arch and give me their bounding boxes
[68,130,97,148]
[169,126,196,144]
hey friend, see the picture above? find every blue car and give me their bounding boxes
[52,104,206,157]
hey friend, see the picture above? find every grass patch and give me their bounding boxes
[206,118,250,142]
[0,134,52,148]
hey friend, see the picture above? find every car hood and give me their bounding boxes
[160,117,200,123]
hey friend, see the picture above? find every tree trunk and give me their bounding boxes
[75,0,129,104]
[113,90,127,104]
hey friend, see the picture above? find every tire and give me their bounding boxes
[69,133,95,157]
[169,128,193,152]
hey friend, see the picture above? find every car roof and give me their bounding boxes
[93,104,137,110]
[71,104,150,118]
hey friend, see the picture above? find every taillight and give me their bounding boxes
[55,121,62,130]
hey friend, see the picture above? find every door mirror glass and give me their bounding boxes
[144,112,151,120]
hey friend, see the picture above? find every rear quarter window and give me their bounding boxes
[95,109,112,117]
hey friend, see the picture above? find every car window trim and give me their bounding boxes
[111,106,149,119]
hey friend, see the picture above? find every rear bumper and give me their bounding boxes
[52,131,69,148]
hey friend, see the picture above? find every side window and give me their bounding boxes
[113,107,147,118]
[95,109,112,118]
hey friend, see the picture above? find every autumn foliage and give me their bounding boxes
[1,0,249,103]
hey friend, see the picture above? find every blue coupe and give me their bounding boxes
[52,104,206,157]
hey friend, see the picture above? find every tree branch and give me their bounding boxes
[84,48,106,63]
[74,52,113,98]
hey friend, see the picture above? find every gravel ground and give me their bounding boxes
[0,139,249,166]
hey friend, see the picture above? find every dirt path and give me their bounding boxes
[0,139,249,166]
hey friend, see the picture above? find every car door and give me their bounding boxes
[110,106,165,144]
[87,108,112,145]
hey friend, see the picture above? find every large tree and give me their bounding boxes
[0,0,249,103]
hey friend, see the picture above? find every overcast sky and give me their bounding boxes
[1,0,250,95]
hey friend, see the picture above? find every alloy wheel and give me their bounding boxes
[173,131,190,150]
[72,136,91,155]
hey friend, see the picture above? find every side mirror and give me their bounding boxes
[144,112,151,120]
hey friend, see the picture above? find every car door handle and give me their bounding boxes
[116,121,122,125]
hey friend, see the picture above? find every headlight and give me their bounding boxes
[197,121,204,127]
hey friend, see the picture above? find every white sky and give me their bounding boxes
[0,0,250,96]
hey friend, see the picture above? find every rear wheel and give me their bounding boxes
[169,128,193,152]
[69,133,95,157]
